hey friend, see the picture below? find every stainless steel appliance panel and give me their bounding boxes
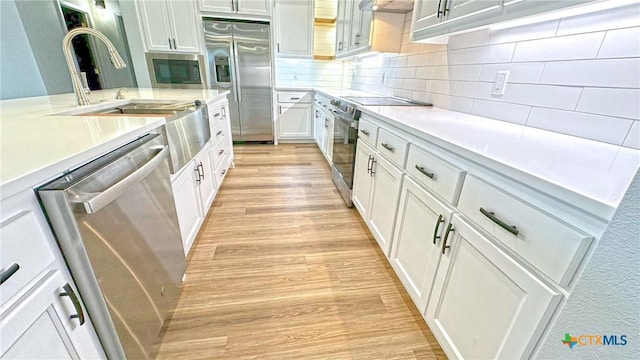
[164,105,211,173]
[331,115,359,207]
[204,19,273,142]
[38,134,186,360]
[145,53,207,89]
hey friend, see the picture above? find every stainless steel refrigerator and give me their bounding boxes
[204,20,273,142]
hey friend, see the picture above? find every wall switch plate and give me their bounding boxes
[492,71,509,95]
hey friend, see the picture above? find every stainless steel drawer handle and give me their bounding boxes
[71,146,169,214]
[198,162,205,180]
[480,207,519,236]
[367,155,373,174]
[432,215,444,245]
[290,97,300,100]
[214,112,221,117]
[415,165,435,179]
[441,223,454,255]
[0,263,20,285]
[218,149,225,156]
[360,129,370,136]
[216,130,223,136]
[221,169,227,175]
[60,283,85,325]
[381,143,395,152]
[370,158,376,177]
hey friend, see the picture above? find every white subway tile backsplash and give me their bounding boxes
[556,3,640,36]
[407,53,429,67]
[489,20,559,44]
[471,100,531,125]
[393,88,413,99]
[501,84,582,110]
[597,27,640,59]
[449,65,483,81]
[396,56,408,67]
[431,51,453,65]
[512,32,605,62]
[540,58,640,88]
[448,29,491,50]
[428,80,456,95]
[412,91,433,104]
[430,66,449,80]
[415,66,434,79]
[479,62,545,84]
[433,95,474,113]
[527,107,634,145]
[461,43,516,64]
[623,121,640,149]
[577,88,640,120]
[404,79,427,91]
[395,67,417,78]
[454,81,493,100]
[387,77,404,89]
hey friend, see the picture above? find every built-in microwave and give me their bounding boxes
[146,53,207,89]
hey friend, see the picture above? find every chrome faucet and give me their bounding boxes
[63,27,127,106]
[115,88,128,99]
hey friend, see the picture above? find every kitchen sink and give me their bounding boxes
[52,100,198,117]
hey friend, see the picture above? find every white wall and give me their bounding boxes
[536,169,640,359]
[344,4,640,148]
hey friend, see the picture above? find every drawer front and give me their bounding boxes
[376,128,408,168]
[214,155,230,187]
[277,91,311,103]
[457,175,592,286]
[357,119,378,147]
[211,138,229,169]
[1,211,56,305]
[208,101,224,126]
[405,144,465,204]
[210,120,227,148]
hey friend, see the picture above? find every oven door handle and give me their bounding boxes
[71,147,169,214]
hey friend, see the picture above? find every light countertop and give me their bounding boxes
[0,88,228,200]
[311,87,639,219]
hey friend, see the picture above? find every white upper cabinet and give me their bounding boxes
[138,0,200,53]
[335,0,352,55]
[199,0,272,17]
[274,0,314,58]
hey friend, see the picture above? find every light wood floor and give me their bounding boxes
[156,144,446,359]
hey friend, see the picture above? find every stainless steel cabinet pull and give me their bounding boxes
[221,169,227,175]
[198,162,205,180]
[338,41,343,51]
[437,0,443,18]
[442,0,450,16]
[441,223,454,255]
[290,97,300,100]
[0,263,20,285]
[415,165,435,179]
[480,207,519,236]
[172,38,177,49]
[366,155,373,174]
[370,158,376,177]
[432,215,444,245]
[216,130,223,136]
[277,43,280,53]
[231,0,235,11]
[214,112,221,117]
[355,33,361,45]
[381,143,394,152]
[219,149,225,156]
[360,129,369,136]
[195,166,202,184]
[60,283,85,325]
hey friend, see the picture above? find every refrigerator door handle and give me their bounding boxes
[232,41,242,103]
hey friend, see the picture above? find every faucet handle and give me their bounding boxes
[115,88,128,99]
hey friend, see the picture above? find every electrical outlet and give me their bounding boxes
[492,71,509,95]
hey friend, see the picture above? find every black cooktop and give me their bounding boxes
[344,96,432,106]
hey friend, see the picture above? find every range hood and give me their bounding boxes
[359,0,414,13]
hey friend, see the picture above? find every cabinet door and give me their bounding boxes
[352,140,375,218]
[196,144,217,212]
[171,163,204,255]
[277,103,312,139]
[426,215,561,359]
[167,0,201,52]
[335,0,352,54]
[390,177,452,313]
[348,0,362,49]
[412,0,443,33]
[0,271,104,359]
[358,6,373,49]
[275,0,313,57]
[368,154,403,256]
[137,0,172,51]
[313,106,322,145]
[238,0,271,16]
[199,0,234,13]
[323,115,334,163]
[445,0,503,24]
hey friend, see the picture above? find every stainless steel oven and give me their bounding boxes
[330,98,360,207]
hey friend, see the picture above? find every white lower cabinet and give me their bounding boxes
[0,270,103,359]
[171,157,205,255]
[352,140,404,256]
[277,103,312,140]
[425,214,562,359]
[390,177,453,313]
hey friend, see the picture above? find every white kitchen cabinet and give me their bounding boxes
[197,143,217,211]
[171,157,205,255]
[352,140,404,256]
[322,113,334,163]
[0,270,104,359]
[277,92,313,141]
[137,0,200,53]
[199,0,271,17]
[334,1,403,57]
[275,0,314,58]
[313,105,323,147]
[390,177,453,314]
[426,214,562,359]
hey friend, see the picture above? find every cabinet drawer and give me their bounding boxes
[376,128,408,168]
[210,120,227,148]
[457,175,592,286]
[208,101,223,126]
[405,144,465,204]
[277,92,311,103]
[211,138,229,169]
[1,212,56,305]
[214,155,230,187]
[357,119,378,147]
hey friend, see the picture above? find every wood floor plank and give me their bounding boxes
[156,144,446,359]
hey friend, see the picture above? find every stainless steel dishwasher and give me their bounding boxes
[38,133,186,359]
